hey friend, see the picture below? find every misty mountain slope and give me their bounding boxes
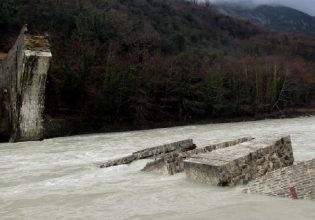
[215,4,315,35]
[0,0,315,130]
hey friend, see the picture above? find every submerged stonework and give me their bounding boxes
[142,137,253,175]
[244,159,315,200]
[0,26,51,142]
[100,139,196,168]
[100,135,314,200]
[184,136,294,186]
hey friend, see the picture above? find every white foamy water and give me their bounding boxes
[1,117,315,220]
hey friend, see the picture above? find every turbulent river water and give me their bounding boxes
[1,117,315,220]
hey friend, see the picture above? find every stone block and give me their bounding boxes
[100,155,137,168]
[142,137,253,175]
[184,135,294,186]
[0,25,52,142]
[133,139,195,159]
[100,139,195,168]
[244,158,315,200]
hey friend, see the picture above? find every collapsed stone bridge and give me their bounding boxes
[0,26,52,142]
[100,135,315,201]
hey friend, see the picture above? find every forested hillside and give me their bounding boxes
[1,0,315,130]
[215,3,315,35]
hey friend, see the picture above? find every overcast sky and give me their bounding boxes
[207,0,315,16]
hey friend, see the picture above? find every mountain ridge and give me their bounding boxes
[0,0,314,134]
[215,3,315,35]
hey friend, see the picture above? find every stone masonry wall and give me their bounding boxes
[184,136,294,186]
[0,26,52,142]
[100,139,196,168]
[0,26,26,139]
[244,159,315,200]
[142,137,253,175]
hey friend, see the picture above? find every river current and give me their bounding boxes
[1,117,315,219]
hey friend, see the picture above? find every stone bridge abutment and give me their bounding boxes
[0,26,52,142]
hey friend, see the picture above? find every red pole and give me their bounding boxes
[290,186,298,199]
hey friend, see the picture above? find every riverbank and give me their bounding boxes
[43,107,315,140]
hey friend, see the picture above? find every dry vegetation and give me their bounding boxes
[1,0,315,130]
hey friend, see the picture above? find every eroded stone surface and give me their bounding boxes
[0,25,52,142]
[142,137,253,175]
[244,159,315,200]
[133,139,196,159]
[100,139,195,168]
[184,135,294,186]
[100,155,137,168]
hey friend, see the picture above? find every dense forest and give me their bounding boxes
[1,0,315,131]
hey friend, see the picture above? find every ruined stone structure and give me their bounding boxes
[100,139,196,168]
[142,137,253,175]
[244,159,315,200]
[0,26,51,142]
[184,136,294,186]
[100,135,315,200]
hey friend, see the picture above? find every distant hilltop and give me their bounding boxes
[214,3,315,35]
[0,0,314,140]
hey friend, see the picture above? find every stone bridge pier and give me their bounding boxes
[0,26,52,142]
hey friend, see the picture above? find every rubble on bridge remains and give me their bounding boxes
[100,134,314,201]
[100,139,196,168]
[142,137,253,175]
[184,135,294,186]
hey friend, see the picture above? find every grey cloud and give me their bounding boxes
[203,0,315,16]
